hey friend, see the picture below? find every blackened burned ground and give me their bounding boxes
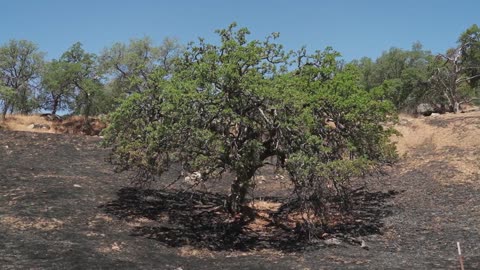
[1,129,479,269]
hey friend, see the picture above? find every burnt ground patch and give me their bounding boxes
[1,126,480,269]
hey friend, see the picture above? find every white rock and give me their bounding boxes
[184,171,202,184]
[324,238,342,246]
[27,123,50,130]
[361,240,369,250]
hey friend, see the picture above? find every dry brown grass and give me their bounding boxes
[87,214,114,228]
[125,216,167,227]
[177,246,215,258]
[54,115,106,135]
[1,114,56,133]
[394,110,480,156]
[0,215,64,231]
[393,109,480,184]
[0,114,106,135]
[96,242,125,253]
[248,200,282,212]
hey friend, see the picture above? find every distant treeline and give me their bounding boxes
[0,24,479,120]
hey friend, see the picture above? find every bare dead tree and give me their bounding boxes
[432,43,480,112]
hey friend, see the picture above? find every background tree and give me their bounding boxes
[99,37,182,99]
[430,26,480,113]
[40,59,77,115]
[0,40,44,118]
[354,57,376,90]
[353,43,434,111]
[61,42,110,120]
[103,24,397,232]
[459,24,480,91]
[0,83,15,121]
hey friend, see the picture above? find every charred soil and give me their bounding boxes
[1,111,479,269]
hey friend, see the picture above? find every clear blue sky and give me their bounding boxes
[1,0,479,61]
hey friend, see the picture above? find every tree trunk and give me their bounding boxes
[52,94,60,115]
[19,90,30,114]
[1,102,9,121]
[453,100,461,113]
[452,97,461,113]
[226,169,256,217]
[51,95,59,115]
[227,178,250,215]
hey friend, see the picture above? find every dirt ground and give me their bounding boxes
[1,111,479,269]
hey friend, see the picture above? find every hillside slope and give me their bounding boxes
[394,111,480,184]
[368,111,480,268]
[0,111,479,269]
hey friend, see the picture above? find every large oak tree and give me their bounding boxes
[103,24,397,231]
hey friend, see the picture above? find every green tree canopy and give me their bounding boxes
[0,83,15,120]
[99,37,182,98]
[40,59,77,114]
[459,24,480,90]
[353,43,434,111]
[61,42,111,118]
[0,40,44,118]
[103,24,397,232]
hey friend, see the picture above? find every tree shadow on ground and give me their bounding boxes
[100,187,397,252]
